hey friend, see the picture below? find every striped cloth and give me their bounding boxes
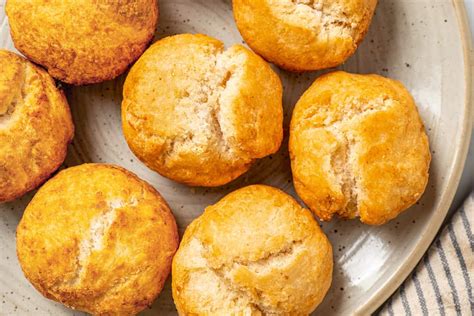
[378,193,473,315]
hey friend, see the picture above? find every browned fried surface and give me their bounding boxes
[233,0,377,71]
[290,71,431,225]
[6,0,158,84]
[172,185,333,315]
[17,163,179,315]
[122,34,283,187]
[0,49,73,202]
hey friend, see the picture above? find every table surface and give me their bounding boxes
[450,0,473,214]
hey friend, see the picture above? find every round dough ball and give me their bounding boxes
[6,0,158,85]
[233,0,378,71]
[289,71,431,225]
[122,34,283,187]
[0,50,73,202]
[172,185,333,315]
[17,164,179,315]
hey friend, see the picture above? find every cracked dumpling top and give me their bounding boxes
[122,34,283,187]
[172,185,333,315]
[289,71,431,225]
[233,0,378,71]
[6,0,158,85]
[16,163,179,315]
[0,50,73,202]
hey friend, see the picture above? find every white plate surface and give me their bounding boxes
[0,0,472,315]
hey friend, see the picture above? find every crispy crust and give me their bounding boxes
[16,164,179,315]
[0,50,74,203]
[233,0,377,71]
[6,0,158,85]
[172,185,333,315]
[122,34,283,187]
[289,71,431,225]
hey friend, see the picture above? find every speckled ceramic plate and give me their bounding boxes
[0,0,472,315]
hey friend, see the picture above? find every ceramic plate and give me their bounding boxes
[0,0,472,315]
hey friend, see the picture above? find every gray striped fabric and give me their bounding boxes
[378,193,473,316]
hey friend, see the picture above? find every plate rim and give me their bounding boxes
[357,0,474,314]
